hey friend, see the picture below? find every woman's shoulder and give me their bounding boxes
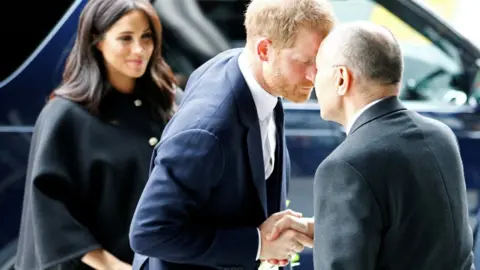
[33,96,95,136]
[39,96,92,122]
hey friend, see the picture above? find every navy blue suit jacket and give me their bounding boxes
[129,49,290,270]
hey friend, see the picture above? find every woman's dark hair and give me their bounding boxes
[53,0,177,120]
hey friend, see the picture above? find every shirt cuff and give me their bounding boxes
[256,228,261,260]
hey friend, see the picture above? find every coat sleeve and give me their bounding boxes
[313,159,382,270]
[129,129,259,268]
[15,100,101,270]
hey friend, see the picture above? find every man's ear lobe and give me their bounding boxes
[336,66,351,96]
[256,38,272,62]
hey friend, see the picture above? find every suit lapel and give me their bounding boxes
[349,96,407,136]
[274,99,285,212]
[227,53,268,217]
[247,124,268,217]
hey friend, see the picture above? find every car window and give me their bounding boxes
[471,65,480,101]
[415,0,480,49]
[284,108,332,130]
[330,0,464,104]
[197,0,247,48]
[1,1,74,83]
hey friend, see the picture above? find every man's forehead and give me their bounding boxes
[287,43,318,61]
[315,37,332,61]
[293,28,325,49]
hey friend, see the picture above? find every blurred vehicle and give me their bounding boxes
[1,0,480,269]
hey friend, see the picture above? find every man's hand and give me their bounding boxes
[260,215,314,266]
[82,248,132,270]
[258,210,313,263]
[268,216,314,241]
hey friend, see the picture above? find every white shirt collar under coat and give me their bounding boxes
[345,98,386,135]
[238,50,278,121]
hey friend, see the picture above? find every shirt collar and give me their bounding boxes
[345,98,386,135]
[238,50,278,121]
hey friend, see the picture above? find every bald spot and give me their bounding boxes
[320,21,403,86]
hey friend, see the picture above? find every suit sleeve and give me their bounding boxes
[313,159,382,270]
[129,129,259,268]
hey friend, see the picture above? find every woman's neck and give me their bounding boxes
[108,70,135,94]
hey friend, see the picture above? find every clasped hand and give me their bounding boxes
[258,209,314,267]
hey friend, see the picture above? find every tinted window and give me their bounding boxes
[284,108,332,130]
[197,0,247,47]
[1,1,74,82]
[329,0,463,104]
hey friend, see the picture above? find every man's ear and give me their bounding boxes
[256,38,272,62]
[335,66,352,96]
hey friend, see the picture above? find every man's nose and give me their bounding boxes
[305,65,317,82]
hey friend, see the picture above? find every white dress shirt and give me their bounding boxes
[345,98,385,135]
[238,51,278,178]
[238,50,278,262]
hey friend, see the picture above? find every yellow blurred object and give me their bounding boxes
[286,199,290,207]
[369,0,458,45]
[369,4,429,44]
[292,253,300,263]
[424,0,456,20]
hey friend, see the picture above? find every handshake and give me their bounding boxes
[258,209,314,267]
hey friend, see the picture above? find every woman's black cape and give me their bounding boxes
[14,91,168,269]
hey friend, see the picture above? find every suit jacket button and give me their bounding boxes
[134,99,142,107]
[149,137,158,146]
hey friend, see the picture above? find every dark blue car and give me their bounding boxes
[2,0,480,269]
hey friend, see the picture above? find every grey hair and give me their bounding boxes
[334,22,403,85]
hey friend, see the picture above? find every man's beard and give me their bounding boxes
[266,66,313,103]
[267,67,288,96]
[274,75,312,102]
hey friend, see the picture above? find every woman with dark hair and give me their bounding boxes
[15,0,181,269]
